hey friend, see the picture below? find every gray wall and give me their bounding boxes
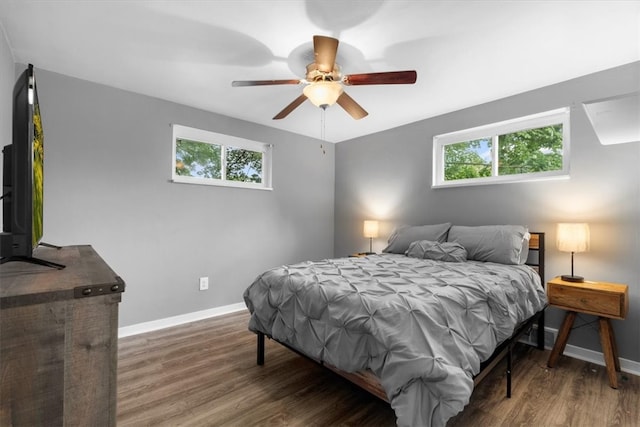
[335,62,640,364]
[34,69,334,327]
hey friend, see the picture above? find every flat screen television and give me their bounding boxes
[0,64,64,269]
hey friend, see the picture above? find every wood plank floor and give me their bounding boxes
[117,310,640,426]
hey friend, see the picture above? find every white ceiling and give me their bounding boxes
[0,1,638,143]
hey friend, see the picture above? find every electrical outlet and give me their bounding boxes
[199,277,209,291]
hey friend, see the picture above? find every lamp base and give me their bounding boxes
[561,274,584,283]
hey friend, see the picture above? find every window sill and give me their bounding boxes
[432,173,569,189]
[171,177,273,191]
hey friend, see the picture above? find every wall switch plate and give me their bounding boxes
[199,277,209,291]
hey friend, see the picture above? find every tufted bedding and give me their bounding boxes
[243,254,547,426]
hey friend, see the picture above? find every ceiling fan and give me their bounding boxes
[232,35,417,120]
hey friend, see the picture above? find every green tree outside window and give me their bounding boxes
[175,138,222,179]
[444,125,563,181]
[226,147,262,183]
[444,138,492,181]
[498,125,563,175]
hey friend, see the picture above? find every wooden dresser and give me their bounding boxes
[0,245,125,426]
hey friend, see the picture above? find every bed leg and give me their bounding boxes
[537,311,545,350]
[257,332,265,366]
[506,345,512,398]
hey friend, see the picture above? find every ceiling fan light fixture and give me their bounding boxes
[303,81,343,108]
[233,35,416,120]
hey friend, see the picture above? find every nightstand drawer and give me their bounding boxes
[547,278,628,319]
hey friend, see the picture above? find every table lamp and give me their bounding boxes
[363,220,379,255]
[556,223,590,282]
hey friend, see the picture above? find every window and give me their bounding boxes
[172,125,272,190]
[432,108,570,188]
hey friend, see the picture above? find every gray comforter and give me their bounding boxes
[243,254,547,426]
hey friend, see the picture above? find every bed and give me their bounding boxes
[243,224,547,426]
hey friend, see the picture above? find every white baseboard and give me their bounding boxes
[118,302,247,338]
[563,343,640,377]
[526,325,640,377]
[118,306,640,376]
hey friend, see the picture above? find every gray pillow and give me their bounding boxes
[447,225,530,265]
[406,240,467,262]
[382,223,451,254]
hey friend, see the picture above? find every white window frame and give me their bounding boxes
[432,107,570,188]
[171,124,272,190]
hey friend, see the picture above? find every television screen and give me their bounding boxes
[32,78,44,248]
[0,64,63,269]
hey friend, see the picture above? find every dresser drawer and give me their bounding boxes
[547,278,628,319]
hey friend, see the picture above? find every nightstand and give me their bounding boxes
[546,276,629,388]
[349,252,374,258]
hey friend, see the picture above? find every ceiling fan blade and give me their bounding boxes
[342,70,417,86]
[232,79,302,87]
[313,35,339,73]
[336,92,368,120]
[273,94,308,120]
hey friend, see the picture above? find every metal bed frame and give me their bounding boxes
[255,232,546,402]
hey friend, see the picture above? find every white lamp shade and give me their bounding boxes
[363,220,379,239]
[556,223,590,253]
[303,81,343,107]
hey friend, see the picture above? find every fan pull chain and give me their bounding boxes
[320,107,326,155]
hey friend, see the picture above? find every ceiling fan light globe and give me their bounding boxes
[303,81,343,108]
